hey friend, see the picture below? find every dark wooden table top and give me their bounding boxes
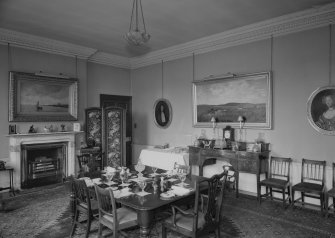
[95,173,207,211]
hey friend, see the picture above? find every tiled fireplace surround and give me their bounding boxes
[8,132,79,190]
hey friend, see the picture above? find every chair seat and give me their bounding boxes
[102,206,138,229]
[328,188,335,197]
[292,182,323,194]
[164,209,206,231]
[78,199,99,212]
[260,178,289,188]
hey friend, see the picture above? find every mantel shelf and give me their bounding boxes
[6,131,84,137]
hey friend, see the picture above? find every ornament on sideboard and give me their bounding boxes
[61,124,66,132]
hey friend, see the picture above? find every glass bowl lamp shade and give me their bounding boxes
[125,30,150,46]
[124,0,150,46]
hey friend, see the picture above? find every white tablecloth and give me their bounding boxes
[139,148,189,171]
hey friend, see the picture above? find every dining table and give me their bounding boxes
[85,170,207,238]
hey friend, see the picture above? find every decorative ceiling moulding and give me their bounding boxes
[0,3,334,70]
[88,52,131,69]
[130,3,335,69]
[0,28,96,59]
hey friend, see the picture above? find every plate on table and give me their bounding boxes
[109,186,119,191]
[160,191,175,200]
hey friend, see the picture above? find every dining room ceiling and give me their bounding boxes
[0,0,334,59]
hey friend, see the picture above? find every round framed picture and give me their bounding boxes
[307,86,335,135]
[153,98,172,129]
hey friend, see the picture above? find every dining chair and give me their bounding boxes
[162,172,226,238]
[70,178,98,238]
[292,158,326,215]
[77,152,103,178]
[222,164,239,197]
[259,156,292,208]
[326,162,335,217]
[173,162,190,174]
[94,184,138,238]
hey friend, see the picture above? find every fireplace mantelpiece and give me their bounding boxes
[7,132,82,190]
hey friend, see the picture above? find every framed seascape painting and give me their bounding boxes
[9,71,78,122]
[307,86,335,135]
[192,72,272,129]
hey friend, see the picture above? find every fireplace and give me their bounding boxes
[21,142,67,188]
[8,132,80,190]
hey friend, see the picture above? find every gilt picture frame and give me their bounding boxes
[192,72,272,129]
[9,71,78,122]
[307,86,335,135]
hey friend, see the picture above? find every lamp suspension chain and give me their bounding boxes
[270,35,274,72]
[75,55,78,79]
[192,53,195,82]
[329,24,333,86]
[7,43,12,71]
[161,59,164,99]
[140,0,147,32]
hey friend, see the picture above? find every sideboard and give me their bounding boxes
[188,146,270,200]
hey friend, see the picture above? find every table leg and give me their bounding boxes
[137,210,154,238]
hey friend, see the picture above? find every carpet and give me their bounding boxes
[1,184,335,238]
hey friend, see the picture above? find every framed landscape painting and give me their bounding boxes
[192,72,272,129]
[9,71,78,122]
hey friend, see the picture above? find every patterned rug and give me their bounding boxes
[1,184,335,238]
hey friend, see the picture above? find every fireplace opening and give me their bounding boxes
[21,142,67,189]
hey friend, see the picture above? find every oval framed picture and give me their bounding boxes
[153,98,172,129]
[307,86,335,135]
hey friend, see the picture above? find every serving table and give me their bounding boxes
[188,146,269,200]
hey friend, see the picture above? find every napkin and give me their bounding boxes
[92,178,102,184]
[171,185,192,196]
[136,191,151,197]
[167,178,178,182]
[104,180,117,186]
[113,188,134,198]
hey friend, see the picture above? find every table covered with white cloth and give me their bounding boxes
[139,147,189,171]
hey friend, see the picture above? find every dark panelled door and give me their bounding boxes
[100,94,132,167]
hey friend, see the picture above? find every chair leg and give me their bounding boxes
[215,227,220,238]
[282,188,286,208]
[321,193,324,216]
[85,211,91,238]
[98,223,103,238]
[70,209,79,237]
[301,192,305,206]
[291,189,295,208]
[287,187,291,204]
[162,223,167,238]
[270,187,273,200]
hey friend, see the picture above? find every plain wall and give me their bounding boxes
[131,26,335,198]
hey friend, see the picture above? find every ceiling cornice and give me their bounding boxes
[0,3,334,70]
[87,51,131,69]
[130,3,335,69]
[0,28,96,59]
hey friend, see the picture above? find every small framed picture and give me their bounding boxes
[73,123,81,132]
[9,124,16,134]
